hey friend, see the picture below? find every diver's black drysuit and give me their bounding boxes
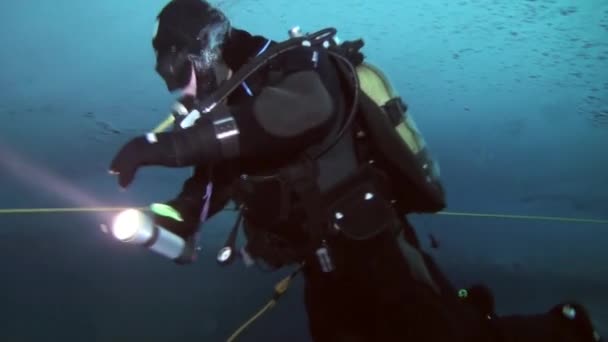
[151,29,601,342]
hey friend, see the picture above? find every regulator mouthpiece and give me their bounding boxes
[111,208,188,261]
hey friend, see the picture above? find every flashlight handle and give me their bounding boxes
[173,236,198,265]
[146,224,199,264]
[145,224,187,259]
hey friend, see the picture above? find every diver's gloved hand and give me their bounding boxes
[109,135,168,188]
[335,39,365,66]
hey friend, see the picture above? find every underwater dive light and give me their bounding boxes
[111,208,191,261]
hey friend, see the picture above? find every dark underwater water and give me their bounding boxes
[1,0,607,340]
[1,212,606,341]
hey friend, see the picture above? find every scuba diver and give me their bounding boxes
[108,0,602,341]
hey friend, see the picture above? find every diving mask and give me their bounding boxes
[153,12,231,96]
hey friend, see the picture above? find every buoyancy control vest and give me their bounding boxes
[223,27,447,271]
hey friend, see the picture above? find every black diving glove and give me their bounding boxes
[109,135,171,188]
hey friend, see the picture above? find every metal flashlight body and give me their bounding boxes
[111,208,193,262]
